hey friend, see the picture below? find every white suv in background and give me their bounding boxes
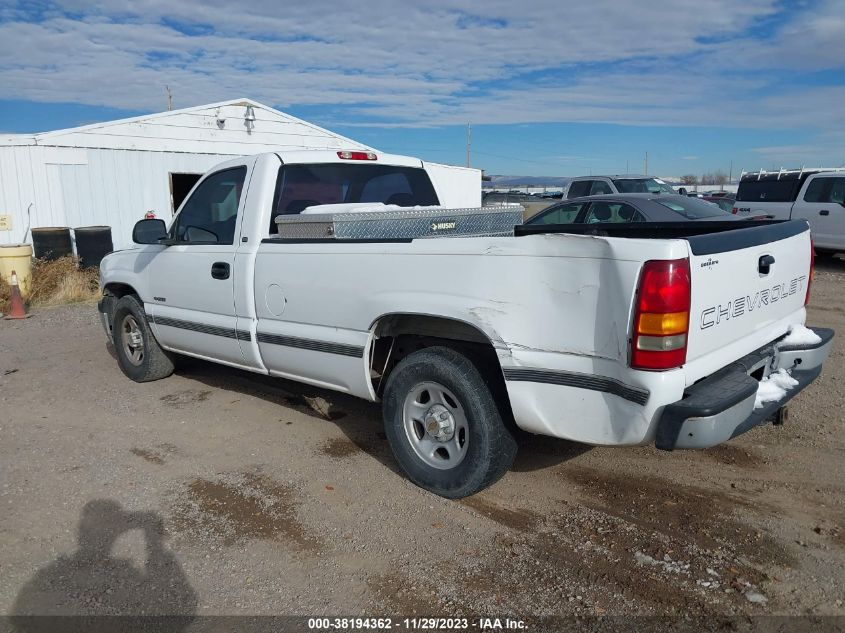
[734,168,845,255]
[564,175,676,198]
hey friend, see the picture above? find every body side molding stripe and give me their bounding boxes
[502,367,649,406]
[148,314,251,342]
[256,332,365,358]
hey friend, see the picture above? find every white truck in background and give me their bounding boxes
[734,168,845,255]
[98,149,833,498]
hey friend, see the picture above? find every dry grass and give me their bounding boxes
[0,256,100,314]
[0,275,10,314]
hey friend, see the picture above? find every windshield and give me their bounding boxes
[273,164,439,215]
[613,178,675,194]
[654,197,730,219]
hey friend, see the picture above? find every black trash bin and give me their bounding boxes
[74,226,114,268]
[32,227,73,261]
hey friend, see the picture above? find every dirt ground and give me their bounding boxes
[1,259,844,627]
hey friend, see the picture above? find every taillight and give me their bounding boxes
[337,150,377,161]
[631,258,691,370]
[731,207,738,214]
[806,238,814,306]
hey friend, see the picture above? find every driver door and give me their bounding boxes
[145,165,250,367]
[793,176,845,251]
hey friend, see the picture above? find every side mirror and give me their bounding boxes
[132,219,168,244]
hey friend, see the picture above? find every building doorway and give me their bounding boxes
[169,173,203,213]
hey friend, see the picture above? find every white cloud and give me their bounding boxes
[0,0,842,133]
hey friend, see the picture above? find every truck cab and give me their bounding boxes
[735,168,845,254]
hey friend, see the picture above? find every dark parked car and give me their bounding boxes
[525,193,737,225]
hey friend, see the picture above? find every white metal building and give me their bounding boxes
[0,98,372,249]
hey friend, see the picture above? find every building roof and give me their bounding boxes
[0,98,370,155]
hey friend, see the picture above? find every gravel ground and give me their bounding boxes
[1,259,844,625]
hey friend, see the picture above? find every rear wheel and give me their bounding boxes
[382,346,517,498]
[112,295,174,382]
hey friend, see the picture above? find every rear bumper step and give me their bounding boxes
[656,327,834,450]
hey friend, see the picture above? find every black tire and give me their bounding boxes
[112,295,175,382]
[382,346,518,498]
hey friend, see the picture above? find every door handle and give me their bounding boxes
[758,254,775,275]
[820,209,830,216]
[211,262,230,280]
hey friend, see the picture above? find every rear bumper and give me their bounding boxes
[655,327,834,450]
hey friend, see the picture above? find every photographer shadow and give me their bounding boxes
[10,499,197,633]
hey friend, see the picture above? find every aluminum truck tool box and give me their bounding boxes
[272,205,524,240]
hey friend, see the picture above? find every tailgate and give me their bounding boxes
[684,220,812,381]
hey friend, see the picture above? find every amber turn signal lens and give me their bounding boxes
[637,311,689,336]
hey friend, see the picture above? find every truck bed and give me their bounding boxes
[515,218,803,247]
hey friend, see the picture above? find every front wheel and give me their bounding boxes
[112,295,175,382]
[382,346,517,498]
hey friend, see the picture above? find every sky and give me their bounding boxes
[0,0,843,177]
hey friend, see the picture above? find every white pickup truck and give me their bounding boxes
[734,168,845,254]
[98,150,833,498]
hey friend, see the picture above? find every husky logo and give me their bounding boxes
[431,221,457,231]
[700,275,807,329]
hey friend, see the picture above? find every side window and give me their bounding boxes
[173,167,246,245]
[829,178,845,204]
[581,202,640,224]
[803,177,832,203]
[532,207,562,224]
[557,202,585,222]
[567,181,592,198]
[531,202,585,224]
[590,180,613,195]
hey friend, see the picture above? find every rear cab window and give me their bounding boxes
[736,178,802,202]
[272,164,439,219]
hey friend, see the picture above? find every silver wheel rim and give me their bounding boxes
[121,315,145,367]
[402,381,469,470]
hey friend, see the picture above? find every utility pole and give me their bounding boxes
[626,160,629,174]
[644,152,648,176]
[729,160,733,183]
[466,123,471,168]
[166,86,173,111]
